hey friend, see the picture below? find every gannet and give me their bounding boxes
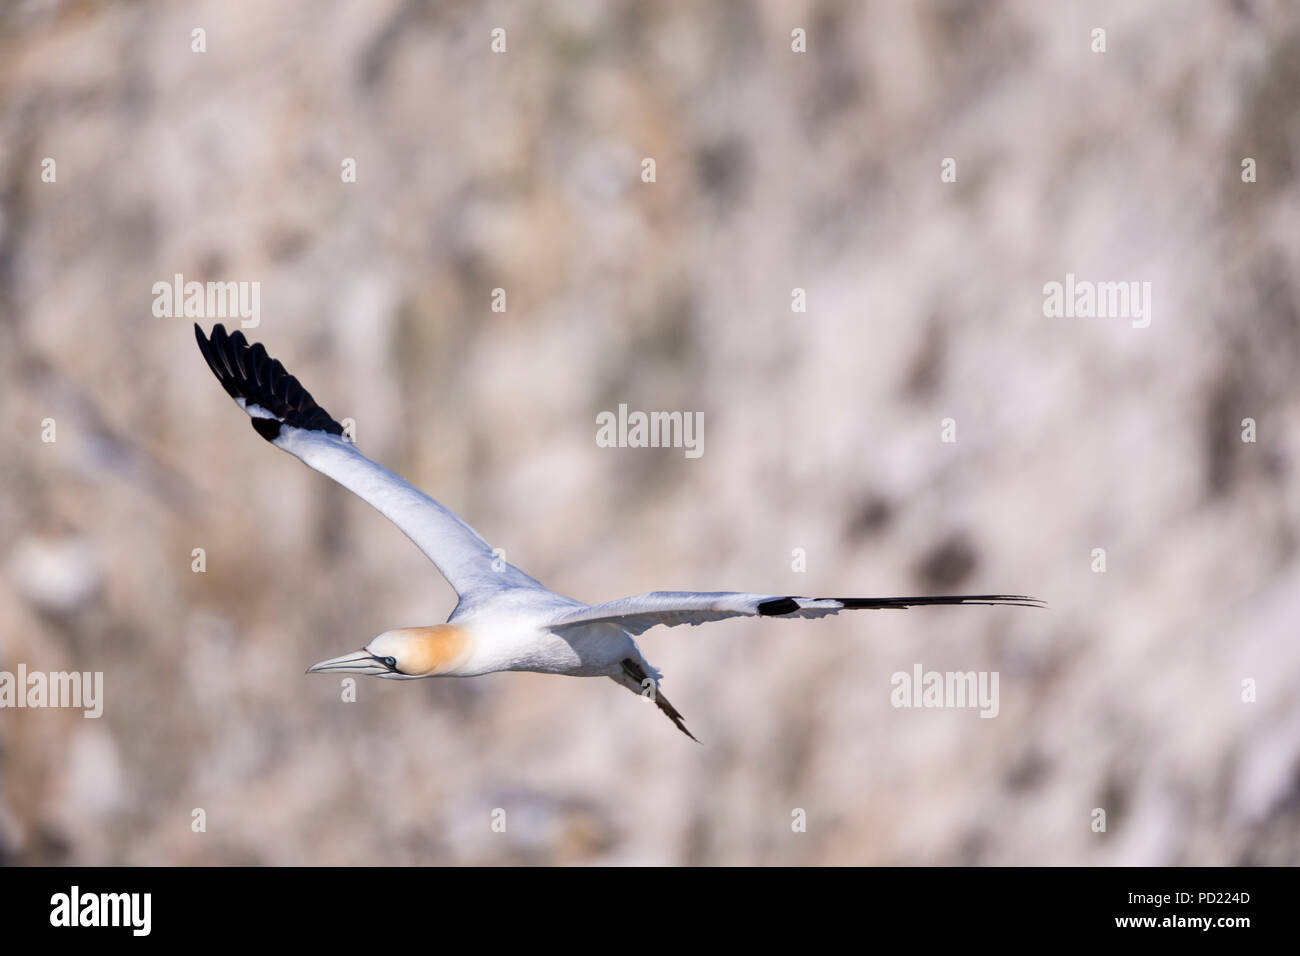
[195,323,1041,740]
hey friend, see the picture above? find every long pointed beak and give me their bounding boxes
[306,649,390,676]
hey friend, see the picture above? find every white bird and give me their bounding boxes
[195,323,1041,739]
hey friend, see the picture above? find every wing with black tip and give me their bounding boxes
[549,591,1042,635]
[194,323,545,600]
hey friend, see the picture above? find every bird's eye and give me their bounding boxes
[383,656,397,669]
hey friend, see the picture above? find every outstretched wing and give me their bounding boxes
[194,323,545,600]
[549,591,1042,635]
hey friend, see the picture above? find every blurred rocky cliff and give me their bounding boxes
[1,0,1298,864]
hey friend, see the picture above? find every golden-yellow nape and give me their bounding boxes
[374,625,471,676]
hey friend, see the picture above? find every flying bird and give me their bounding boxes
[194,323,1041,740]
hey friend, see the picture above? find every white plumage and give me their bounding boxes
[196,323,1040,739]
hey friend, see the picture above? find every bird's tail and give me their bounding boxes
[617,659,699,743]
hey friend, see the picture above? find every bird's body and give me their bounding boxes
[195,323,1040,739]
[434,614,643,680]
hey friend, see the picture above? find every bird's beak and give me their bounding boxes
[306,649,390,676]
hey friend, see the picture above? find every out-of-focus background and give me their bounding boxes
[1,0,1298,866]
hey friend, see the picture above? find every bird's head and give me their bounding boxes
[306,625,470,679]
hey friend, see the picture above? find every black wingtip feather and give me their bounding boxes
[829,594,1045,610]
[251,417,283,441]
[195,323,345,440]
[758,597,802,616]
[756,594,1045,616]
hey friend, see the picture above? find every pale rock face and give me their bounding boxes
[1,1,1298,865]
[10,537,101,615]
